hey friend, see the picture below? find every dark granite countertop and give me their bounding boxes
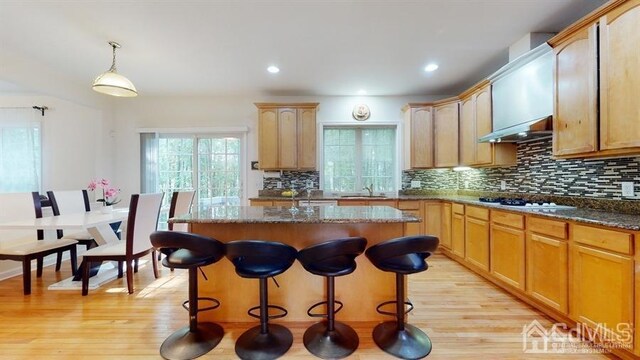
[170,205,419,224]
[250,194,640,231]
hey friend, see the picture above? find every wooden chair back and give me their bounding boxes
[126,193,164,256]
[168,190,195,231]
[0,192,41,246]
[47,190,90,215]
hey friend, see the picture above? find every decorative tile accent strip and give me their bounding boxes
[403,138,640,200]
[262,171,320,190]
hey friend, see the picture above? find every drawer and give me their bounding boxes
[398,201,420,210]
[369,200,398,207]
[572,224,633,254]
[452,203,465,215]
[528,216,567,239]
[250,200,273,206]
[466,205,489,221]
[491,210,524,229]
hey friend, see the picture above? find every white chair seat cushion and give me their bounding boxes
[0,238,78,256]
[82,243,152,258]
[62,230,94,241]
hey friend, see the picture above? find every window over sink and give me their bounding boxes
[322,126,396,195]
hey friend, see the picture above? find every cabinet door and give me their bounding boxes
[424,202,442,240]
[526,233,568,313]
[553,24,598,156]
[250,200,273,206]
[411,107,434,168]
[459,97,475,166]
[490,224,525,290]
[475,85,494,165]
[451,213,465,258]
[403,209,422,236]
[600,2,640,150]
[297,108,316,169]
[440,203,452,249]
[434,102,460,168]
[258,109,279,170]
[278,108,298,169]
[570,244,634,344]
[465,217,489,271]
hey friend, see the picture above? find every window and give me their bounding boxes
[323,126,396,193]
[141,133,243,227]
[0,109,41,192]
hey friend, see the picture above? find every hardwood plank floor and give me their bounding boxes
[0,253,612,359]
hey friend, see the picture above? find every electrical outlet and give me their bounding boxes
[621,182,635,197]
[500,180,507,190]
[410,180,421,188]
[276,181,283,189]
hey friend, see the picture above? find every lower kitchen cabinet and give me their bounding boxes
[570,243,634,346]
[465,216,489,271]
[424,201,442,240]
[490,223,525,289]
[526,233,568,313]
[440,203,452,249]
[398,200,423,236]
[451,212,465,258]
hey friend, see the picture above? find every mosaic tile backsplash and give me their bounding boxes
[403,138,640,200]
[262,171,320,190]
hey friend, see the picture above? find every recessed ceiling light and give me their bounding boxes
[424,63,439,72]
[357,89,367,95]
[267,65,280,74]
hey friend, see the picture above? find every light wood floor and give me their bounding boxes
[0,253,612,359]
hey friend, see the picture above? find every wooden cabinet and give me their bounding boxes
[433,98,460,168]
[570,243,634,346]
[527,232,568,312]
[255,103,318,170]
[459,83,516,167]
[403,104,434,169]
[451,204,465,258]
[424,201,442,240]
[599,0,640,151]
[552,24,598,156]
[464,206,489,271]
[490,211,525,289]
[440,203,452,249]
[250,199,297,207]
[398,200,423,236]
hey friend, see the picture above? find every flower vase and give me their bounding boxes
[101,205,113,214]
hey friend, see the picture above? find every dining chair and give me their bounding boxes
[168,190,195,232]
[0,192,78,295]
[80,192,163,296]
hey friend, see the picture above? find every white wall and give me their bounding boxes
[112,95,445,202]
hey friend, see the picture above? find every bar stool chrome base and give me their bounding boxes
[372,321,432,360]
[160,322,224,360]
[235,324,293,360]
[303,321,359,359]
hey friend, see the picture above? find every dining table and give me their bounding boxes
[0,209,129,280]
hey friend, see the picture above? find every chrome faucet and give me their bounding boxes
[363,184,374,197]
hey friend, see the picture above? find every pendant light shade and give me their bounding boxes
[92,41,137,97]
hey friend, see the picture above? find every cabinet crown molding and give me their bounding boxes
[432,96,460,106]
[548,0,627,46]
[254,102,319,109]
[402,103,433,112]
[458,80,491,100]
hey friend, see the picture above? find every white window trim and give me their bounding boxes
[319,122,400,196]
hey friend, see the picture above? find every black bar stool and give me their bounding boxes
[365,235,439,360]
[225,240,298,360]
[150,231,226,360]
[297,237,367,359]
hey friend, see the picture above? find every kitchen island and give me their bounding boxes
[170,205,419,322]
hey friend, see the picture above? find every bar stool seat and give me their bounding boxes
[297,237,367,359]
[366,235,439,360]
[151,231,226,360]
[226,240,298,360]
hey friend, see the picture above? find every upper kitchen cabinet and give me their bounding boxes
[255,103,319,170]
[433,98,460,168]
[402,104,434,169]
[549,0,640,158]
[459,82,516,167]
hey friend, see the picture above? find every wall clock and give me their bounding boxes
[352,103,371,121]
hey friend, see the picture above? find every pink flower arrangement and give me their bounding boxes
[88,178,120,206]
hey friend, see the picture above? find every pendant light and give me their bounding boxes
[92,41,138,97]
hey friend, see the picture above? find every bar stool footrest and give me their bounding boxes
[306,299,344,318]
[247,304,288,320]
[182,297,221,313]
[375,299,414,317]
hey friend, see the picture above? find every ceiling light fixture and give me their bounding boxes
[92,41,137,97]
[267,65,280,74]
[424,63,439,72]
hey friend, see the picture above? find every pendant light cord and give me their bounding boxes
[109,43,118,73]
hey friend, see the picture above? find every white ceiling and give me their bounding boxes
[0,0,605,98]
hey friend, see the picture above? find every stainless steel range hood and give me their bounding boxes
[479,43,554,143]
